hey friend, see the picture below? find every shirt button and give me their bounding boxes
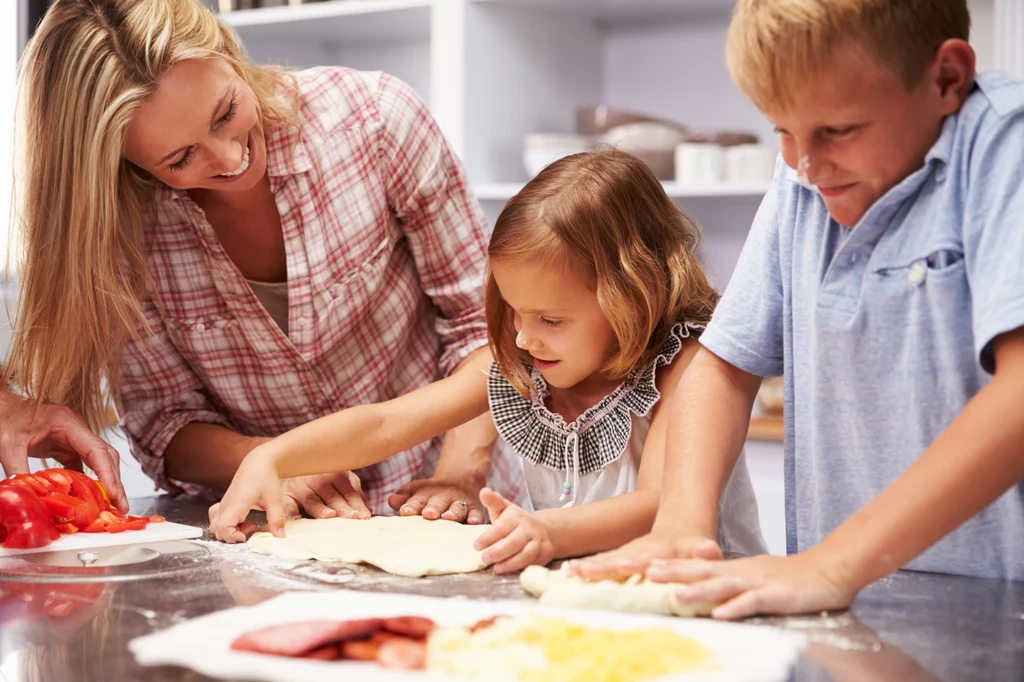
[908,263,926,285]
[195,322,206,331]
[849,252,858,264]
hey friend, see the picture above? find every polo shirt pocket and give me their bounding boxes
[870,247,973,373]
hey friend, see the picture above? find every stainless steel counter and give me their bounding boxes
[0,496,1021,681]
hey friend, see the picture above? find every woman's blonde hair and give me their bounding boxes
[726,0,971,112]
[486,148,718,396]
[3,0,296,430]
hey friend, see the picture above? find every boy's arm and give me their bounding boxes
[572,347,761,578]
[654,347,762,542]
[646,328,1024,620]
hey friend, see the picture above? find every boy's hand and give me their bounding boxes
[209,448,286,543]
[568,531,723,581]
[645,551,856,620]
[474,487,554,573]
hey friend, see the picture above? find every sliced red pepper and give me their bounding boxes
[55,522,79,534]
[0,485,59,549]
[33,469,73,495]
[40,495,75,524]
[80,519,107,533]
[149,515,165,523]
[104,519,147,533]
[64,471,108,511]
[43,492,98,529]
[3,474,49,497]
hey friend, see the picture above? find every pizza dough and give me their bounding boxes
[247,516,489,577]
[519,564,713,617]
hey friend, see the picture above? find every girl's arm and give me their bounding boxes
[209,351,491,541]
[476,340,700,572]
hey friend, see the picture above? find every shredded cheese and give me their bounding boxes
[427,614,715,682]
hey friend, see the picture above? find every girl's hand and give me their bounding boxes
[474,488,555,573]
[208,448,286,543]
[644,551,857,620]
[568,531,723,581]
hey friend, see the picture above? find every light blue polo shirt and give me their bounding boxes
[700,71,1024,580]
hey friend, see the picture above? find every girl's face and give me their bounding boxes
[490,258,618,392]
[124,57,267,193]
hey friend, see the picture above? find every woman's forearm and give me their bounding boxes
[164,423,269,490]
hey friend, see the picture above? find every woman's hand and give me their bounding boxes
[474,488,555,573]
[0,390,128,512]
[388,475,486,524]
[281,471,371,521]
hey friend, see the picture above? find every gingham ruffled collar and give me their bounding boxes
[487,322,701,477]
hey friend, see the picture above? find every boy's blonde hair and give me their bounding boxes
[726,0,970,112]
[5,0,296,430]
[486,148,718,397]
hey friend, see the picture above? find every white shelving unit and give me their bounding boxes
[473,181,771,202]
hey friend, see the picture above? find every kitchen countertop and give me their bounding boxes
[1,496,1021,681]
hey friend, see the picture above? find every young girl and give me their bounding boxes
[209,149,766,570]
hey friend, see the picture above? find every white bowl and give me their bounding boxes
[522,133,593,178]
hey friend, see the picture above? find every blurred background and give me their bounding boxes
[0,0,1015,554]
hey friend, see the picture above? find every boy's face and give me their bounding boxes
[767,43,959,227]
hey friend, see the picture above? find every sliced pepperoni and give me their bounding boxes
[377,638,427,670]
[339,639,380,661]
[382,616,435,638]
[231,619,384,657]
[470,615,505,632]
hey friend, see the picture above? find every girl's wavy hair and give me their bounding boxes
[486,148,719,396]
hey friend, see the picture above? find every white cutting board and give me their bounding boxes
[0,520,202,556]
[130,590,806,682]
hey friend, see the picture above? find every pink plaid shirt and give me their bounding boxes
[119,67,525,512]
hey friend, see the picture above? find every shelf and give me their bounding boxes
[220,0,433,45]
[473,181,770,202]
[470,0,735,25]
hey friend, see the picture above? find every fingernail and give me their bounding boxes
[650,558,669,566]
[674,587,693,600]
[647,567,670,581]
[423,506,437,516]
[320,509,336,518]
[359,510,371,519]
[401,505,414,515]
[289,513,302,520]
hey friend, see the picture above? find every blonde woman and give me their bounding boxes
[7,0,526,522]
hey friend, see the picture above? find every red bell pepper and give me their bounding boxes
[64,470,109,512]
[0,485,59,549]
[41,492,98,529]
[4,474,51,497]
[33,469,73,495]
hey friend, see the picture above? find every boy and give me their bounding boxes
[576,0,1024,619]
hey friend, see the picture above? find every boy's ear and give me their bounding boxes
[931,38,976,115]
